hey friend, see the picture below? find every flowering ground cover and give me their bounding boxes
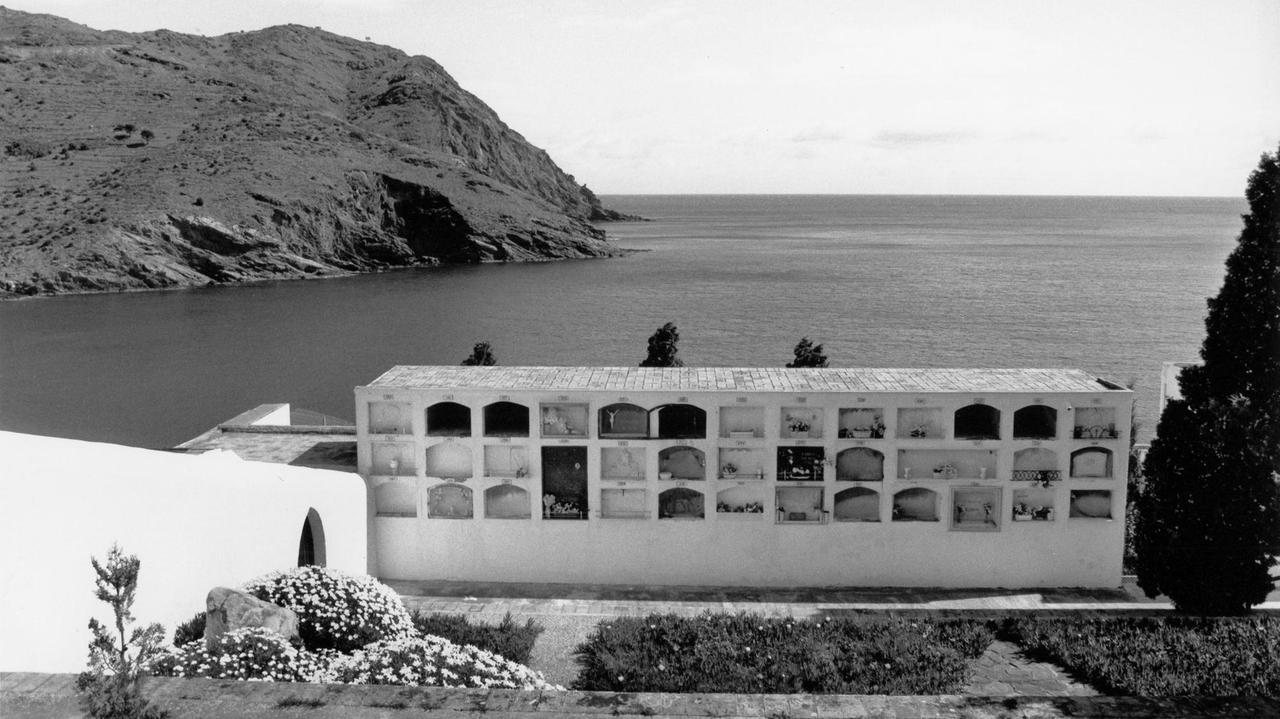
[149,567,558,690]
[573,613,997,694]
[1005,615,1280,696]
[244,565,417,652]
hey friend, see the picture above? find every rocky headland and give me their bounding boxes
[0,8,637,298]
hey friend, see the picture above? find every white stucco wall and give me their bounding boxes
[0,431,367,673]
[356,382,1130,589]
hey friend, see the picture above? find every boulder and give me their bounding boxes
[204,586,300,649]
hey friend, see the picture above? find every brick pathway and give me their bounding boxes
[963,640,1099,696]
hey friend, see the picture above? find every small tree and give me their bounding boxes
[76,545,168,718]
[786,337,829,368]
[1135,146,1280,614]
[461,341,496,366]
[639,322,684,367]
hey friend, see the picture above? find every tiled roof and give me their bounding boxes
[364,367,1123,394]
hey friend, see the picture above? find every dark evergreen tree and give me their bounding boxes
[786,337,829,368]
[639,322,684,367]
[461,342,496,366]
[1135,147,1280,614]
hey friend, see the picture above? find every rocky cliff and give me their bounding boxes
[0,8,634,297]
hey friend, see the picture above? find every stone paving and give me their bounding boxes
[962,641,1099,697]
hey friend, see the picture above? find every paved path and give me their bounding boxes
[963,640,1099,697]
[6,673,1280,719]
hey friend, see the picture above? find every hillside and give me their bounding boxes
[0,8,633,297]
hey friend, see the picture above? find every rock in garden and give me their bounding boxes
[204,586,300,648]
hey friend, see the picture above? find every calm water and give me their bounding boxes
[0,195,1244,448]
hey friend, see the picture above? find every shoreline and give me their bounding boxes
[0,248,648,302]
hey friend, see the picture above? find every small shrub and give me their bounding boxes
[75,674,167,719]
[173,612,205,646]
[244,566,415,652]
[328,635,558,690]
[78,544,168,719]
[410,612,543,664]
[1007,615,1280,696]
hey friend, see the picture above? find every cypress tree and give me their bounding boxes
[461,341,496,366]
[640,322,684,367]
[786,337,829,368]
[1134,147,1280,614]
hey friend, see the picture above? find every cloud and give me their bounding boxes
[790,128,845,144]
[870,130,978,148]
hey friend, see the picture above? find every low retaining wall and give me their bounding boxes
[4,674,1280,719]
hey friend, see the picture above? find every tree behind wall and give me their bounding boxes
[1135,146,1280,615]
[786,337,829,368]
[639,322,684,367]
[461,341,496,366]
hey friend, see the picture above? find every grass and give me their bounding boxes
[275,697,326,708]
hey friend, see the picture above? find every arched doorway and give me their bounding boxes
[297,508,326,567]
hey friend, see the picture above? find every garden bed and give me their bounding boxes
[573,611,1280,697]
[1005,615,1280,697]
[573,613,997,694]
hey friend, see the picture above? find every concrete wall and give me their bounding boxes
[0,432,366,673]
[355,386,1130,588]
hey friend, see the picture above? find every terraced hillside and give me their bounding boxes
[0,8,631,297]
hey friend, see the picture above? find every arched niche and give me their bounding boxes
[652,404,706,439]
[715,486,763,514]
[776,486,825,522]
[484,484,530,519]
[374,480,418,517]
[601,446,646,480]
[658,487,704,519]
[1013,447,1059,481]
[426,402,471,437]
[424,443,473,480]
[954,404,1000,440]
[892,488,939,522]
[836,447,884,481]
[483,401,529,437]
[599,403,649,438]
[1070,447,1113,478]
[658,446,705,480]
[427,483,473,519]
[297,508,326,566]
[1013,405,1057,439]
[1069,490,1113,519]
[371,442,415,476]
[834,487,880,522]
[368,401,412,434]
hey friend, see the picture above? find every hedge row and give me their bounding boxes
[410,611,544,665]
[1005,615,1280,697]
[573,613,997,694]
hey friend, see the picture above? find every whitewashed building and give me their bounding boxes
[355,367,1131,588]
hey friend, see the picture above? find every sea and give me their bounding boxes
[0,195,1245,449]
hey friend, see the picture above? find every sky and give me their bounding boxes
[13,0,1280,196]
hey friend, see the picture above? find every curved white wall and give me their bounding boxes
[0,432,366,672]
